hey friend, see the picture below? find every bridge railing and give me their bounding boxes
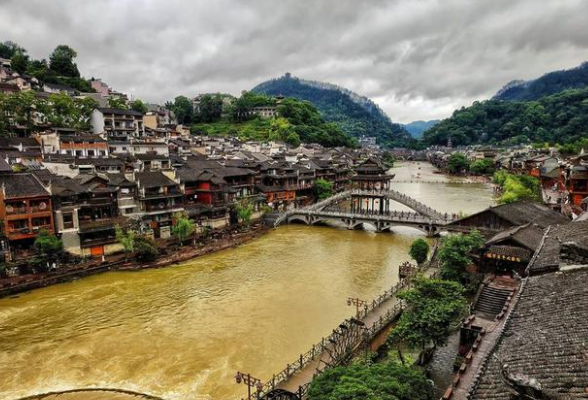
[273,189,458,228]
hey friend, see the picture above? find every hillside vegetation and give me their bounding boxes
[493,61,588,101]
[252,74,413,148]
[190,92,357,148]
[423,87,588,147]
[0,40,94,92]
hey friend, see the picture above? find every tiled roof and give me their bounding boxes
[136,171,177,188]
[528,221,588,274]
[469,268,588,399]
[0,173,49,198]
[491,201,570,228]
[486,223,545,252]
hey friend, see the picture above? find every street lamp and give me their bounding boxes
[347,297,367,318]
[235,371,264,400]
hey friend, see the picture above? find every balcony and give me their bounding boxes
[140,190,183,200]
[144,203,183,212]
[6,206,51,216]
[79,216,128,233]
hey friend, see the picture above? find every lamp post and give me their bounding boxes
[347,297,367,318]
[235,371,264,400]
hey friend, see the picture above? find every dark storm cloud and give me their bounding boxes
[1,0,587,122]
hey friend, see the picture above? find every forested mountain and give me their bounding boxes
[493,61,588,101]
[190,91,357,148]
[423,87,588,147]
[252,74,413,148]
[403,120,439,138]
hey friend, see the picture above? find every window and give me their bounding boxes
[62,213,74,229]
[88,150,95,156]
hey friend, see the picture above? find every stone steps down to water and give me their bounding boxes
[473,285,512,317]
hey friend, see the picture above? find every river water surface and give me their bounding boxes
[0,162,495,400]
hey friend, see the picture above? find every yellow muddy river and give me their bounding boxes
[0,163,495,400]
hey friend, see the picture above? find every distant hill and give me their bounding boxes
[423,86,588,147]
[493,61,588,101]
[252,74,412,148]
[403,120,439,138]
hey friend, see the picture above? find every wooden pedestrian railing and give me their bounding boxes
[253,249,442,399]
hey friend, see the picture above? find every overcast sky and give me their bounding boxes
[2,0,588,123]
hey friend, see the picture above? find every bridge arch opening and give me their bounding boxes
[287,216,309,225]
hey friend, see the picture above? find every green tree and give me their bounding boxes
[409,238,429,265]
[10,50,29,74]
[49,45,80,77]
[493,171,539,204]
[34,230,63,256]
[130,99,148,114]
[235,200,254,225]
[2,91,39,134]
[446,153,470,174]
[381,151,396,169]
[308,360,434,400]
[391,277,467,359]
[108,97,128,110]
[171,95,194,124]
[470,159,495,175]
[0,41,25,59]
[196,94,223,123]
[134,236,158,262]
[115,225,135,259]
[172,212,195,246]
[314,178,334,200]
[439,231,485,281]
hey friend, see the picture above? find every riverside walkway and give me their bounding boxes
[255,247,441,400]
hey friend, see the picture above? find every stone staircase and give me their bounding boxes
[473,285,513,318]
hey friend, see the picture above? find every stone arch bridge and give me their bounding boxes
[274,189,454,237]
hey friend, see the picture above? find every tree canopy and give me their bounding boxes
[49,45,80,78]
[391,277,467,350]
[493,171,539,204]
[34,230,63,256]
[470,159,495,175]
[314,178,334,200]
[0,91,98,135]
[423,87,588,147]
[191,92,358,148]
[308,360,435,400]
[439,231,485,281]
[130,99,148,114]
[409,239,429,265]
[446,153,470,174]
[1,41,93,92]
[172,212,195,246]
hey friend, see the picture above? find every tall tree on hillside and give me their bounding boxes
[196,94,223,123]
[0,41,25,59]
[49,45,80,77]
[172,95,194,124]
[10,50,29,74]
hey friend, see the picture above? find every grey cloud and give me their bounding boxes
[1,0,587,122]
